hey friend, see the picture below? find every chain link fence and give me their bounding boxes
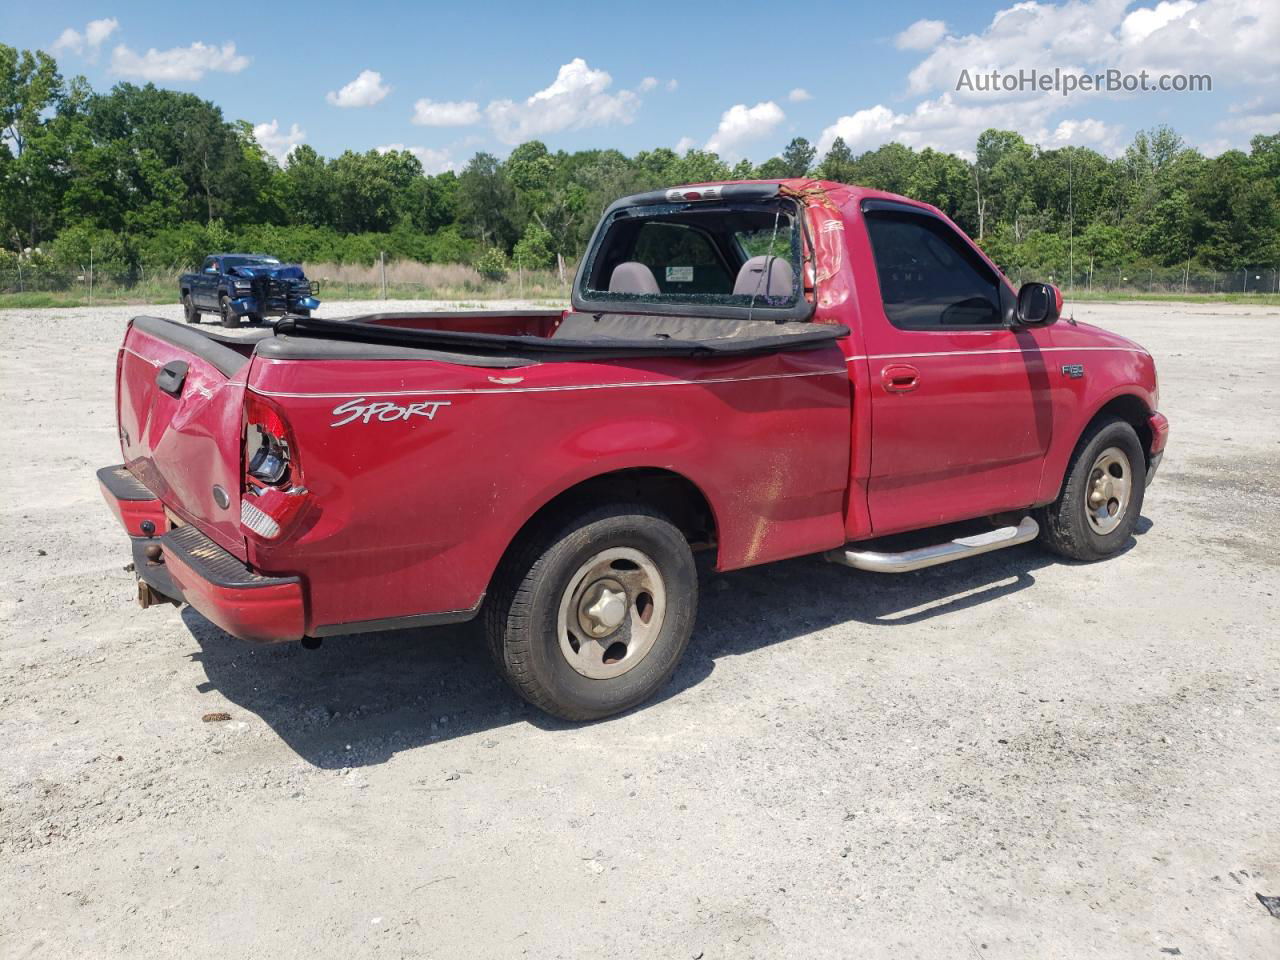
[0,262,573,304]
[1001,264,1280,296]
[0,264,176,299]
[4,261,1279,302]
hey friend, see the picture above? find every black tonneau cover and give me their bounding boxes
[271,312,848,362]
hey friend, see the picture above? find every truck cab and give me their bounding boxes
[103,180,1168,721]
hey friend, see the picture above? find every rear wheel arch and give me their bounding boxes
[492,468,720,585]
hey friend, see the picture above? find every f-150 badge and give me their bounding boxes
[330,398,451,427]
[1061,363,1085,379]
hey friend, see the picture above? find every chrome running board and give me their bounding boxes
[826,516,1040,573]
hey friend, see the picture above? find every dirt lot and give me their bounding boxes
[1,299,1277,959]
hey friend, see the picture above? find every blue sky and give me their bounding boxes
[4,0,1276,171]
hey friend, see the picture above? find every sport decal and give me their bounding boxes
[330,398,451,427]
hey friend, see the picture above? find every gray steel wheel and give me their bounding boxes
[556,547,666,680]
[485,503,697,721]
[1038,415,1146,562]
[1085,446,1132,535]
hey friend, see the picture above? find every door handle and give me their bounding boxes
[156,360,189,397]
[881,363,920,393]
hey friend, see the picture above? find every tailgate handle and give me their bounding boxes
[156,360,189,397]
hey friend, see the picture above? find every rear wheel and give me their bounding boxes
[1038,416,1146,561]
[485,504,697,721]
[182,293,200,324]
[219,294,239,328]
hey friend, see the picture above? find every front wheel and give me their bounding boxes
[219,295,239,328]
[485,505,698,721]
[1038,416,1146,561]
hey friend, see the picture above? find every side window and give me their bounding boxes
[631,223,733,294]
[864,213,1003,329]
[203,257,218,274]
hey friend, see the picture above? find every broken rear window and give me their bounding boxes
[578,200,803,312]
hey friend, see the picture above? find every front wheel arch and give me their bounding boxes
[1089,393,1155,466]
[1045,393,1155,505]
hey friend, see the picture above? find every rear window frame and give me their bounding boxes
[572,196,815,323]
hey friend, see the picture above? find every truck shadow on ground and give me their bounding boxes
[186,518,1151,769]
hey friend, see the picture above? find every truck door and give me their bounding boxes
[195,257,219,307]
[855,201,1054,535]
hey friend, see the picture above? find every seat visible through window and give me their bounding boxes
[608,262,660,295]
[733,256,794,298]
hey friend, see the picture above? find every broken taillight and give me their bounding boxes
[242,393,309,540]
[245,393,292,485]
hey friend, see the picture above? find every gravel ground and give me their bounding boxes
[1,299,1277,959]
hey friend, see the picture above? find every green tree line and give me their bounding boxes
[3,43,1277,282]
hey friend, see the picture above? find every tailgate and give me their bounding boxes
[116,316,253,559]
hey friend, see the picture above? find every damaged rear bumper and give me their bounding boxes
[100,464,306,643]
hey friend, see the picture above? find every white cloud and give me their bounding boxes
[52,17,119,56]
[817,94,1122,158]
[666,79,679,92]
[253,119,306,162]
[1041,117,1124,153]
[411,98,481,126]
[818,104,902,155]
[1215,94,1280,144]
[111,41,249,82]
[788,88,813,102]
[52,29,83,54]
[905,0,1277,98]
[326,69,391,108]
[485,58,640,144]
[86,18,119,48]
[1119,0,1196,45]
[675,136,697,153]
[1198,137,1234,157]
[639,76,659,92]
[705,101,785,156]
[895,18,947,50]
[815,0,1279,161]
[376,143,456,174]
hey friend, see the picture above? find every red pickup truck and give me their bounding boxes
[100,180,1168,720]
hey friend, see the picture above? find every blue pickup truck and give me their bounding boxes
[179,254,321,327]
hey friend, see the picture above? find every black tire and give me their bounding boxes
[219,294,239,328]
[1038,416,1146,562]
[247,313,264,325]
[485,504,698,721]
[182,293,200,324]
[293,309,311,319]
